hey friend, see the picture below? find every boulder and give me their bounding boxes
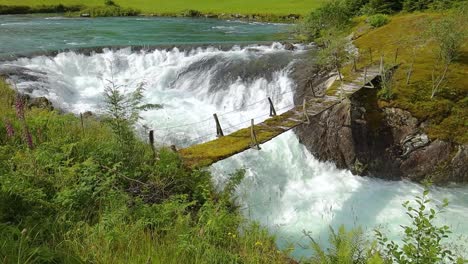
[27,96,54,111]
[283,42,295,51]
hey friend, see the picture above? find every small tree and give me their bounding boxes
[427,11,467,98]
[103,79,161,145]
[104,0,118,7]
[375,187,464,264]
[318,30,351,100]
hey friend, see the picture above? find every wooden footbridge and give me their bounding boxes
[175,67,382,168]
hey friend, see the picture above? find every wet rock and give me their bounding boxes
[27,96,54,111]
[449,145,468,182]
[383,107,418,143]
[401,140,453,182]
[82,111,94,118]
[283,42,295,51]
[401,133,430,157]
[80,13,90,17]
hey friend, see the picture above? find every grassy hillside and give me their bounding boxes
[0,0,323,15]
[350,13,467,144]
[320,11,467,145]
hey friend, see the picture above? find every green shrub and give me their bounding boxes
[306,225,384,264]
[181,9,202,17]
[375,187,465,263]
[80,6,140,17]
[367,14,390,27]
[0,4,82,15]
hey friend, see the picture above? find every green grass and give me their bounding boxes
[0,0,324,16]
[0,78,294,263]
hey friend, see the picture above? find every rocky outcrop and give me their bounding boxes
[294,87,468,184]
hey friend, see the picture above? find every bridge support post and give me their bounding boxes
[303,98,311,125]
[380,55,384,75]
[213,113,224,137]
[149,130,157,161]
[268,97,277,117]
[250,119,261,150]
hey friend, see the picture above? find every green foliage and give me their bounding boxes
[427,11,467,64]
[367,14,390,27]
[181,9,202,17]
[375,187,464,263]
[0,79,290,263]
[403,0,467,11]
[104,0,118,7]
[0,0,322,17]
[299,0,356,40]
[80,5,140,17]
[306,225,384,264]
[0,4,82,14]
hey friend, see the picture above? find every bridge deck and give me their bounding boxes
[179,67,381,168]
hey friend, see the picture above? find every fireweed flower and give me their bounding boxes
[24,128,34,149]
[4,119,14,138]
[15,95,25,120]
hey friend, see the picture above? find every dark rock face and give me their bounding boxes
[294,88,468,184]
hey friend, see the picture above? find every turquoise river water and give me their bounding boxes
[1,14,467,260]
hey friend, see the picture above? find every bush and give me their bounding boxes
[0,4,82,14]
[80,6,140,17]
[181,9,202,17]
[375,187,464,263]
[367,14,390,27]
[104,0,118,7]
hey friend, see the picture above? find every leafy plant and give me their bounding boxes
[305,225,383,264]
[367,14,390,27]
[375,187,464,264]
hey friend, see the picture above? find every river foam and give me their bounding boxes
[3,43,468,259]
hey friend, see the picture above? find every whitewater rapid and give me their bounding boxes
[3,43,468,258]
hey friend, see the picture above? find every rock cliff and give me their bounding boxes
[293,84,467,183]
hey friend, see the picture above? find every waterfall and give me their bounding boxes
[3,43,468,258]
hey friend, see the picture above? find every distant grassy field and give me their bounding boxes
[0,0,323,15]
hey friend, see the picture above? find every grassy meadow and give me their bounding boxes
[0,0,323,15]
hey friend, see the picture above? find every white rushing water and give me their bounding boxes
[3,43,468,259]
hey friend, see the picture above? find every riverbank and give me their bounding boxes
[0,0,322,22]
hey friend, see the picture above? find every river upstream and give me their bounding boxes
[1,15,467,259]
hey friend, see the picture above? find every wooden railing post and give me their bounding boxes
[363,67,367,85]
[369,48,373,64]
[303,98,311,125]
[149,130,156,160]
[250,119,261,150]
[406,61,414,85]
[80,112,85,135]
[213,113,224,137]
[394,48,399,64]
[268,97,277,117]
